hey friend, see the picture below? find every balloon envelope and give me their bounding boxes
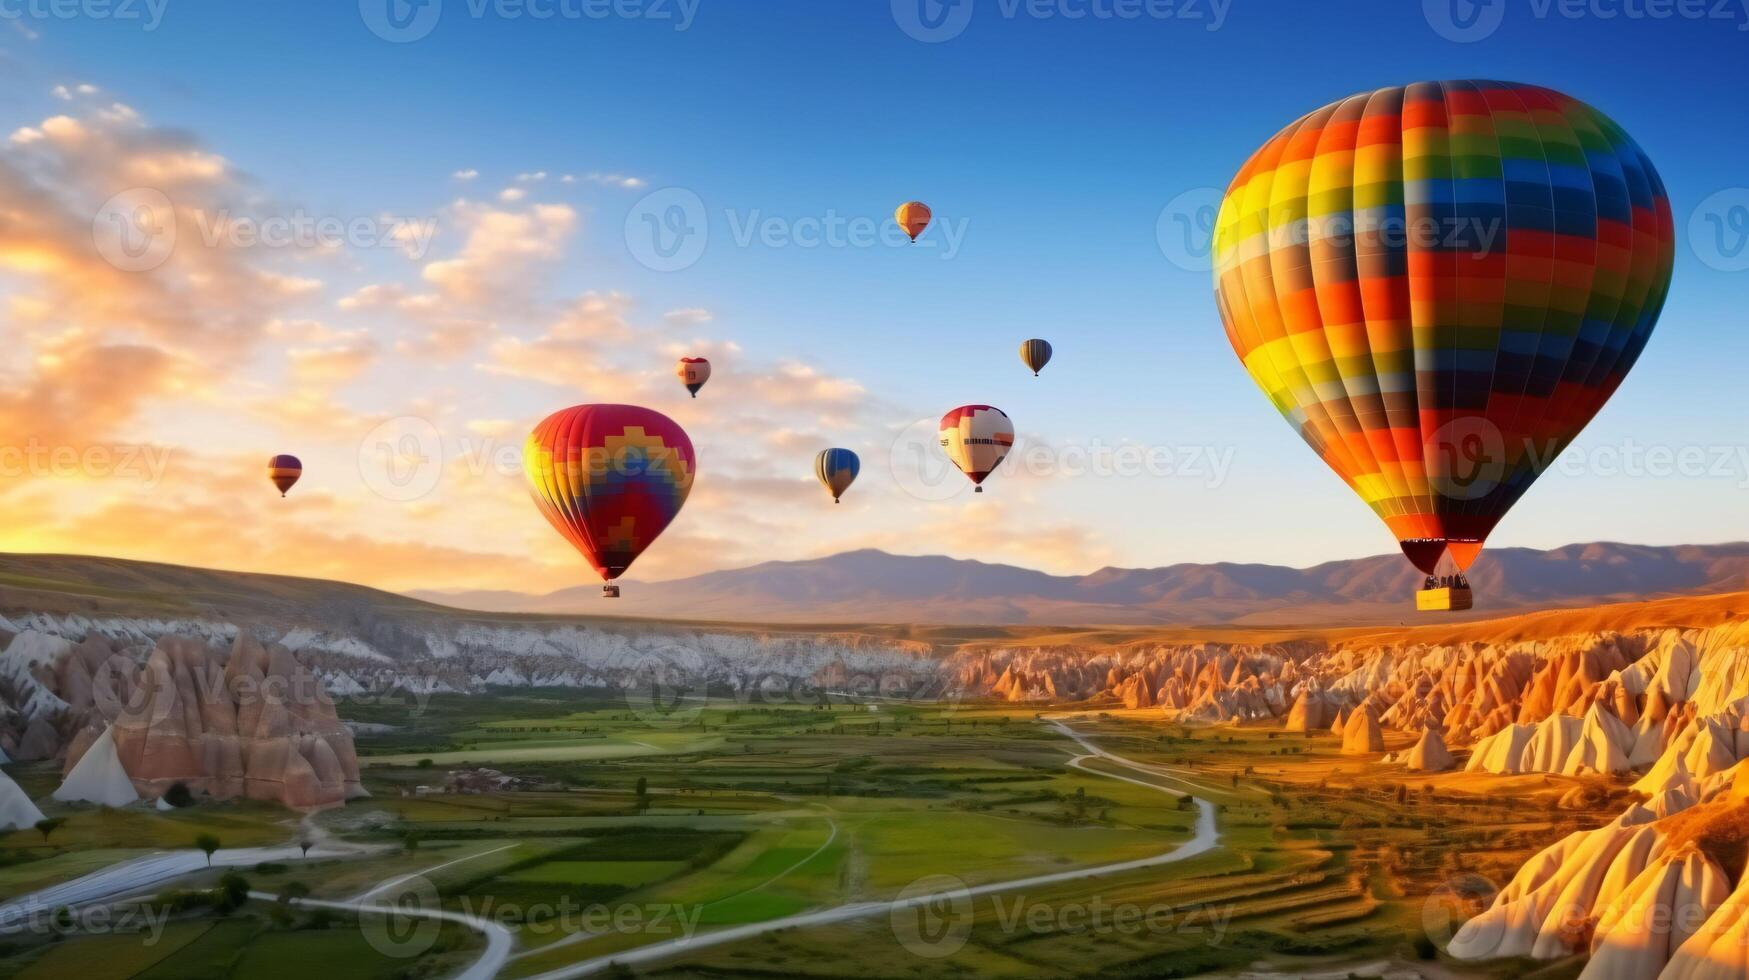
[524,404,695,582]
[939,405,1013,491]
[1212,81,1673,574]
[895,201,932,242]
[267,455,301,497]
[1019,339,1053,376]
[677,357,711,397]
[814,448,860,503]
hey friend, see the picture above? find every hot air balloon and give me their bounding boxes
[1019,339,1053,377]
[267,455,302,497]
[895,201,932,242]
[814,448,860,503]
[1212,81,1673,609]
[677,357,711,398]
[939,405,1013,494]
[524,404,695,598]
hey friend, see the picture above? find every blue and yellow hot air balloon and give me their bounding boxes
[1019,339,1052,377]
[814,449,860,503]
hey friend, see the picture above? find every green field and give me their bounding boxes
[0,693,1601,979]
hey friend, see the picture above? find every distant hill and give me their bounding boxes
[411,542,1749,627]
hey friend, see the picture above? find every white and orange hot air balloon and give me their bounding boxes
[895,201,931,242]
[939,405,1013,494]
[676,356,711,398]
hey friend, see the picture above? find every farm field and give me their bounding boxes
[0,690,1614,979]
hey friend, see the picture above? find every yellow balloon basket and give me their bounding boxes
[1415,586,1473,612]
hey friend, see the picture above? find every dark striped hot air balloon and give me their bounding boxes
[814,449,860,503]
[1019,339,1053,377]
[939,405,1013,494]
[1212,81,1674,601]
[895,201,932,242]
[267,455,302,497]
[524,404,695,598]
[676,357,711,398]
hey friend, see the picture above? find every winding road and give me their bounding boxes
[517,717,1221,980]
[0,717,1220,980]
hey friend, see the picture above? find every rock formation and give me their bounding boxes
[0,767,44,830]
[39,632,366,811]
[1400,727,1455,772]
[1340,706,1385,755]
[53,725,137,807]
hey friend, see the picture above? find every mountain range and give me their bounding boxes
[411,541,1749,626]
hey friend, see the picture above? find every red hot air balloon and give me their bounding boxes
[939,405,1013,493]
[677,357,711,398]
[1212,81,1674,608]
[267,455,302,497]
[524,405,696,598]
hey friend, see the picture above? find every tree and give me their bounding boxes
[403,829,421,854]
[215,872,250,911]
[299,839,313,859]
[635,776,648,799]
[195,833,221,866]
[34,817,65,844]
[280,881,311,905]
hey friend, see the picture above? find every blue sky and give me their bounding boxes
[0,0,1744,590]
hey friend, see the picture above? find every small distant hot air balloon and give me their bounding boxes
[267,455,302,497]
[1213,81,1674,608]
[1019,339,1052,377]
[524,404,695,598]
[814,449,860,503]
[676,357,711,398]
[939,405,1013,494]
[895,201,932,242]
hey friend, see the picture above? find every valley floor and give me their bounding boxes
[0,692,1609,979]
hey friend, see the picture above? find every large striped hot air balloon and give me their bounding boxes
[267,455,302,497]
[1019,338,1053,377]
[939,405,1013,494]
[1213,81,1674,595]
[676,357,711,398]
[895,201,932,242]
[814,448,860,503]
[524,405,695,597]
